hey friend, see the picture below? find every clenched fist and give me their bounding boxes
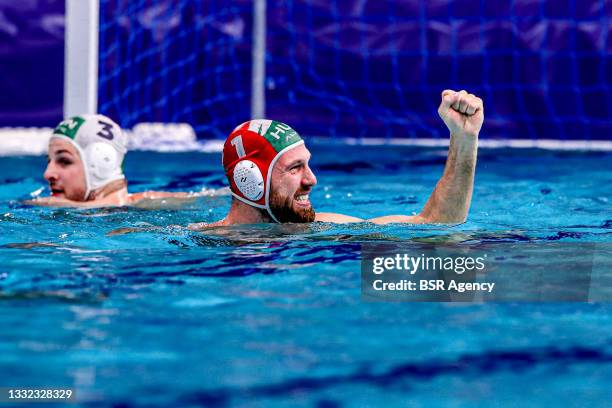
[438,90,484,137]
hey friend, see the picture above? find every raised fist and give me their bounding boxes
[438,90,484,137]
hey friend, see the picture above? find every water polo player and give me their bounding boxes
[191,89,484,227]
[30,114,191,207]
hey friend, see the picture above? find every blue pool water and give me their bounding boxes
[0,145,611,407]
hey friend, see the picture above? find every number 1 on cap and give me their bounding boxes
[231,136,246,158]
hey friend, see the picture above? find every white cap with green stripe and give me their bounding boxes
[51,114,127,200]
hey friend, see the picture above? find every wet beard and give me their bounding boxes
[269,191,316,223]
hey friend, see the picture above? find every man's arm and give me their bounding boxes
[26,191,198,209]
[24,196,107,208]
[317,89,484,225]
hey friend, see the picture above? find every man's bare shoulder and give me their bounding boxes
[129,191,192,201]
[315,212,427,224]
[315,212,364,223]
[367,214,428,224]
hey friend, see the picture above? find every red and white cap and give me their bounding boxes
[222,119,304,222]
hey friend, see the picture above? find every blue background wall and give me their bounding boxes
[2,0,610,140]
[0,0,64,127]
[265,0,611,140]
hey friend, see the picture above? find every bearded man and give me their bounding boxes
[192,89,484,227]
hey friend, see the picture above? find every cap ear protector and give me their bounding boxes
[84,142,121,181]
[223,119,304,222]
[232,159,264,201]
[50,114,127,200]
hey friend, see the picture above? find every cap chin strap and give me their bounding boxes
[230,192,279,223]
[266,204,281,224]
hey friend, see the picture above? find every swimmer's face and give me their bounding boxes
[44,138,87,201]
[269,144,317,223]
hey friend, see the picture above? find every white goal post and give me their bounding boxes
[64,0,99,118]
[63,0,267,120]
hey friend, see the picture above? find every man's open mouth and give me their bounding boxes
[294,193,310,207]
[51,188,64,197]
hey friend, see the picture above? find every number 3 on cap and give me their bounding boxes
[231,136,246,158]
[97,120,115,140]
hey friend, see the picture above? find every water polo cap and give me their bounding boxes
[51,114,127,200]
[222,119,304,223]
